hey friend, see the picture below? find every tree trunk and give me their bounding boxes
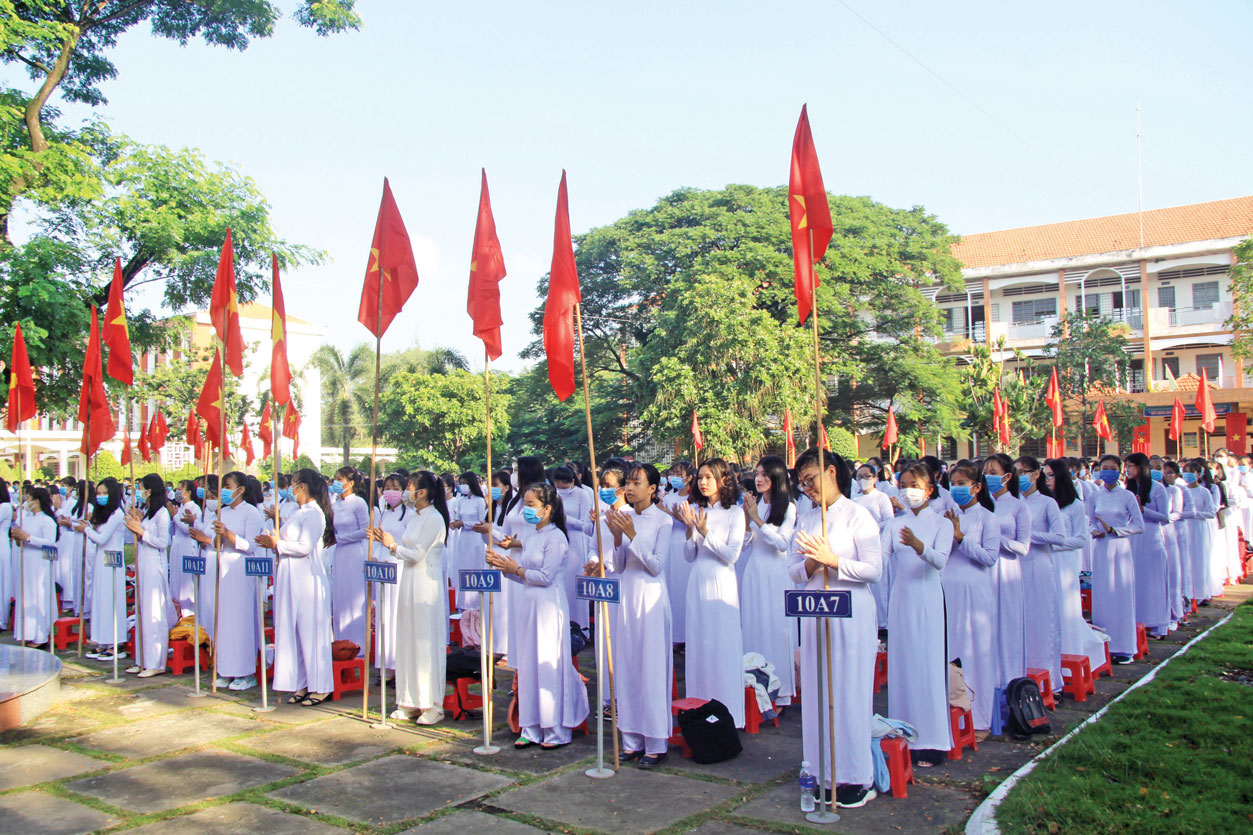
[24,27,82,154]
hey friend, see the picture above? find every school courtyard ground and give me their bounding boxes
[0,585,1248,835]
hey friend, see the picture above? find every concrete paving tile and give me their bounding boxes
[398,809,547,833]
[73,684,202,719]
[425,728,598,775]
[733,780,979,833]
[688,821,772,835]
[490,765,743,834]
[270,754,514,825]
[69,710,270,758]
[235,716,431,766]
[0,789,118,834]
[0,744,108,789]
[661,715,800,784]
[208,696,338,725]
[64,750,299,814]
[125,801,343,834]
[0,710,104,744]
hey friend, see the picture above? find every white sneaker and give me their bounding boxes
[214,676,232,688]
[84,649,102,659]
[389,708,416,721]
[416,707,444,726]
[229,675,257,691]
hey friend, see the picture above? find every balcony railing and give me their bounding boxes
[1147,301,1231,332]
[941,322,987,344]
[1006,317,1059,341]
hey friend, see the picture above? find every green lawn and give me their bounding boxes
[997,601,1253,834]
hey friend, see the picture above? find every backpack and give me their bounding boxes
[676,699,742,763]
[570,623,589,656]
[1006,676,1051,739]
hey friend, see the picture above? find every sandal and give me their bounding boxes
[300,693,328,707]
[638,753,667,768]
[540,741,570,750]
[514,737,537,749]
[287,690,309,704]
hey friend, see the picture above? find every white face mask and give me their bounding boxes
[510,471,519,490]
[903,487,928,509]
[204,499,220,512]
[402,489,415,506]
[858,477,875,492]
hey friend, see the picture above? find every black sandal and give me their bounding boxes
[540,741,570,750]
[514,737,536,749]
[638,753,667,768]
[300,694,327,707]
[287,690,308,704]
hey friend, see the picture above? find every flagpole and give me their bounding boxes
[15,388,25,645]
[126,396,145,674]
[474,347,498,755]
[76,412,89,656]
[363,269,384,725]
[211,340,226,693]
[574,302,618,769]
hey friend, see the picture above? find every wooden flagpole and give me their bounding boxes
[574,302,618,768]
[76,429,89,656]
[211,339,226,693]
[482,349,496,748]
[127,396,144,673]
[362,264,384,722]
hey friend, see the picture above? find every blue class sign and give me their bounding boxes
[459,569,501,593]
[41,545,58,562]
[182,555,206,576]
[245,557,274,577]
[364,561,397,584]
[577,576,621,604]
[785,589,853,618]
[103,550,124,569]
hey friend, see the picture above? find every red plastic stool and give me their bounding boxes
[1080,587,1092,619]
[1134,623,1148,660]
[873,650,888,694]
[1026,668,1056,710]
[672,665,679,700]
[1093,642,1113,679]
[443,677,483,719]
[449,614,463,647]
[743,686,779,735]
[1190,598,1198,614]
[947,705,978,760]
[1059,653,1095,701]
[330,658,366,701]
[880,736,914,798]
[255,651,274,682]
[52,617,83,650]
[264,626,274,643]
[448,586,457,615]
[167,639,210,675]
[669,697,709,758]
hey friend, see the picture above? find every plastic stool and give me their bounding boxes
[167,639,210,675]
[880,736,914,798]
[1026,668,1056,710]
[1134,623,1148,660]
[947,705,978,760]
[330,658,366,701]
[873,650,888,694]
[1059,653,1095,702]
[443,677,483,719]
[1080,586,1092,619]
[255,649,274,682]
[449,613,463,647]
[669,697,709,759]
[52,617,82,650]
[743,686,779,735]
[990,687,1010,736]
[1092,642,1113,679]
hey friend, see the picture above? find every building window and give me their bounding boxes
[1161,356,1180,378]
[1183,432,1197,450]
[1157,285,1176,310]
[1192,281,1219,310]
[1196,354,1221,380]
[1073,294,1100,315]
[1011,297,1057,324]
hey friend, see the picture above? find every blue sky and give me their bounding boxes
[18,0,1253,371]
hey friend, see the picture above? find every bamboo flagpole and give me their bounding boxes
[15,388,25,645]
[211,340,227,693]
[362,294,382,723]
[126,399,145,674]
[478,348,497,753]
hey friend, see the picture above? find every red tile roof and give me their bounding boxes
[953,196,1253,269]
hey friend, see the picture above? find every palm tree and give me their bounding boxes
[310,343,374,466]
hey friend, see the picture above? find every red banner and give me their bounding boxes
[1132,417,1152,456]
[1225,412,1248,455]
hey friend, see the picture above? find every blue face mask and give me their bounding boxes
[220,488,235,505]
[668,476,684,490]
[491,487,502,501]
[521,506,541,525]
[950,485,972,507]
[329,481,344,495]
[1018,474,1033,493]
[196,487,205,499]
[1150,470,1163,482]
[1099,469,1120,486]
[1241,466,1250,475]
[985,474,1004,494]
[599,487,618,504]
[279,489,293,501]
[95,495,108,506]
[1183,472,1197,485]
[58,486,67,496]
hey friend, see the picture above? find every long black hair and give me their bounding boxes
[756,455,792,527]
[0,479,8,504]
[26,486,58,534]
[1042,459,1078,509]
[949,463,994,512]
[492,469,512,525]
[984,453,1018,497]
[243,475,265,507]
[410,470,449,534]
[140,474,166,520]
[627,462,662,506]
[67,478,90,518]
[1123,452,1153,509]
[506,456,546,515]
[459,471,484,499]
[526,482,568,540]
[293,467,336,548]
[794,447,852,499]
[334,466,366,497]
[91,477,123,526]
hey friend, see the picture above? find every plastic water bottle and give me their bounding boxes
[799,760,816,812]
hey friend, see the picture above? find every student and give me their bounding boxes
[79,478,127,661]
[553,466,592,631]
[983,453,1031,686]
[257,467,335,706]
[487,483,589,747]
[1013,455,1065,692]
[854,462,895,630]
[0,480,11,630]
[54,478,87,614]
[1211,461,1243,589]
[369,471,449,724]
[677,457,747,728]
[941,463,999,733]
[119,474,174,676]
[1201,461,1226,600]
[170,480,203,612]
[450,471,488,614]
[495,457,548,660]
[741,455,798,707]
[1179,459,1216,607]
[1041,460,1107,673]
[788,448,882,809]
[329,467,370,655]
[1157,460,1187,627]
[1088,455,1144,664]
[9,487,59,647]
[1124,452,1170,638]
[466,469,512,653]
[372,474,408,677]
[660,460,695,649]
[190,475,221,639]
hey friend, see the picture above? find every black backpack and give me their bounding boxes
[677,699,742,763]
[1006,676,1051,739]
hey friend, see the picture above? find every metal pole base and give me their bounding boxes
[370,721,390,730]
[473,744,500,756]
[187,691,207,699]
[253,705,276,713]
[806,810,840,824]
[104,676,125,684]
[584,767,614,779]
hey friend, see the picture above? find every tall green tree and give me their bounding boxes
[309,343,373,468]
[379,369,511,473]
[1227,236,1253,373]
[959,340,1051,453]
[506,362,630,465]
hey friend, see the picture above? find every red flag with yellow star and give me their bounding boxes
[6,322,37,432]
[270,254,292,406]
[137,419,151,463]
[210,230,245,376]
[788,105,833,325]
[103,258,133,386]
[543,171,581,401]
[1169,397,1185,442]
[358,178,420,339]
[147,409,168,456]
[1195,368,1217,433]
[1092,401,1113,442]
[239,420,255,466]
[282,402,302,458]
[468,168,507,361]
[259,401,273,459]
[78,306,116,458]
[196,352,226,447]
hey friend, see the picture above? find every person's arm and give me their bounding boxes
[84,510,124,545]
[960,511,1000,567]
[1195,491,1217,520]
[1141,486,1171,524]
[520,530,565,586]
[1053,503,1086,551]
[1029,499,1068,547]
[1168,489,1184,523]
[230,507,260,553]
[335,497,368,545]
[1000,503,1031,558]
[25,516,58,548]
[566,495,594,535]
[838,506,883,583]
[141,508,170,550]
[619,513,668,576]
[393,513,441,566]
[693,506,746,565]
[276,511,319,558]
[917,516,953,570]
[751,503,796,553]
[1107,492,1145,537]
[173,504,194,535]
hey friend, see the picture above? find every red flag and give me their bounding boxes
[819,423,831,451]
[783,409,796,467]
[147,409,168,456]
[102,258,133,386]
[210,229,245,376]
[1225,412,1248,456]
[259,401,274,459]
[1169,397,1185,442]
[119,421,132,467]
[1132,417,1151,455]
[195,352,225,447]
[993,387,1011,447]
[1195,368,1216,433]
[691,409,704,451]
[78,307,116,457]
[137,419,151,463]
[6,322,36,432]
[185,406,200,448]
[1092,401,1113,442]
[882,407,898,449]
[358,178,421,339]
[543,171,581,401]
[282,402,302,458]
[240,420,255,466]
[1045,367,1063,429]
[270,254,292,406]
[788,104,834,325]
[468,168,507,361]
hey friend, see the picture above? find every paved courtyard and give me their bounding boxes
[0,588,1243,835]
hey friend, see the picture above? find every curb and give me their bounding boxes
[964,610,1236,834]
